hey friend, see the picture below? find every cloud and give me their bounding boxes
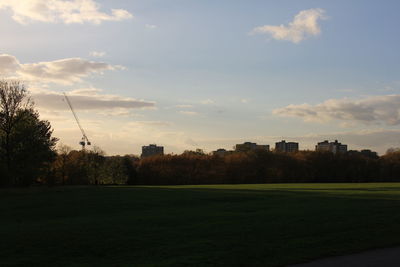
[174,104,193,109]
[0,54,19,75]
[89,51,106,58]
[0,54,121,85]
[30,87,155,112]
[273,95,400,126]
[0,0,133,25]
[93,121,197,155]
[179,111,199,116]
[145,24,157,29]
[19,58,118,85]
[200,99,214,105]
[297,129,400,151]
[95,108,144,117]
[126,121,171,127]
[251,8,326,43]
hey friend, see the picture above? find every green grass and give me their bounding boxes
[1,183,400,266]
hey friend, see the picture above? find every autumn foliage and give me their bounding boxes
[131,150,391,185]
[44,149,400,186]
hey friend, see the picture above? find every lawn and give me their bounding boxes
[1,183,400,266]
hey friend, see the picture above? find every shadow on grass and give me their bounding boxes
[1,185,400,266]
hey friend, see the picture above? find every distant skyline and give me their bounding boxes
[1,0,400,155]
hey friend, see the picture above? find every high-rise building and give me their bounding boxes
[141,144,164,158]
[315,140,347,154]
[275,140,299,152]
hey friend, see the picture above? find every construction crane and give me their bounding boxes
[63,92,91,150]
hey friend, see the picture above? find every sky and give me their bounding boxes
[1,0,400,155]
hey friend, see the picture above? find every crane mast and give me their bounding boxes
[63,92,91,150]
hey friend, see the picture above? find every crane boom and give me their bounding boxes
[63,92,91,149]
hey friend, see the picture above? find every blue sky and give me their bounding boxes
[1,0,400,155]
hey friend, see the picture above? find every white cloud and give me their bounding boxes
[30,87,155,112]
[273,94,400,126]
[19,58,118,85]
[174,104,193,109]
[179,111,199,116]
[200,99,214,105]
[0,0,133,25]
[96,108,134,117]
[0,54,19,75]
[251,8,326,43]
[89,51,106,58]
[0,54,121,85]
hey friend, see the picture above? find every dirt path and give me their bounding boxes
[291,247,400,267]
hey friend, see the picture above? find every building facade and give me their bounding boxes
[275,140,299,152]
[348,149,378,159]
[315,140,347,154]
[235,142,269,152]
[141,144,164,158]
[212,148,229,157]
[360,149,378,158]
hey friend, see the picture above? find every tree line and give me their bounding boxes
[35,148,400,186]
[130,150,400,185]
[1,80,400,187]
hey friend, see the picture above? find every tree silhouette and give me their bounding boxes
[0,80,57,186]
[54,144,72,185]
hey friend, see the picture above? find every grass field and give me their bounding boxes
[1,183,400,266]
